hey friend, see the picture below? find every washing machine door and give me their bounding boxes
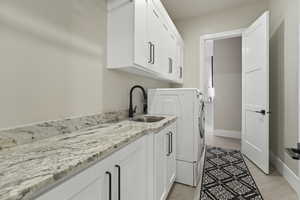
[199,101,205,139]
[198,100,205,156]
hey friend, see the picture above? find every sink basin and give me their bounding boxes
[131,116,165,123]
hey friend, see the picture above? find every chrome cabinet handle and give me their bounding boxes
[106,171,112,200]
[180,67,183,78]
[115,165,121,200]
[166,132,171,156]
[170,131,173,154]
[168,58,172,73]
[148,42,152,64]
[153,9,159,18]
[152,44,155,64]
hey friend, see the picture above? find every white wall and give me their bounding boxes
[0,0,169,129]
[174,1,268,88]
[268,0,299,174]
[213,37,242,132]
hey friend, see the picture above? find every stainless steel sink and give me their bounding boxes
[131,116,165,123]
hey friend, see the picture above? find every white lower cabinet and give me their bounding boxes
[36,136,148,200]
[154,123,176,200]
[166,124,176,190]
[36,122,176,200]
[36,158,113,200]
[154,127,167,200]
[116,137,148,200]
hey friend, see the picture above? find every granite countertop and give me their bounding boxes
[0,113,176,200]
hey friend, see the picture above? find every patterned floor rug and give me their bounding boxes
[200,147,263,200]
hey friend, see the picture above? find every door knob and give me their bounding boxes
[254,110,266,115]
[254,110,271,115]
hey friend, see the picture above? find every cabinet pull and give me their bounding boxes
[153,9,159,18]
[163,24,168,31]
[148,42,152,64]
[180,67,183,78]
[106,171,112,200]
[152,44,155,64]
[170,131,173,154]
[168,58,173,73]
[167,132,171,156]
[115,165,121,200]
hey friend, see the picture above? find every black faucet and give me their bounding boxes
[129,85,147,118]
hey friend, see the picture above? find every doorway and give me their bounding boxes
[199,29,244,139]
[200,12,270,174]
[209,37,242,139]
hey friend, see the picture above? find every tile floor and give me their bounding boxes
[167,134,299,200]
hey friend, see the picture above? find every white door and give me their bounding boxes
[242,11,270,174]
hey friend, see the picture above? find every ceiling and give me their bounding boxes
[161,0,262,20]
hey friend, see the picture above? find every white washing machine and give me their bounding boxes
[148,88,205,186]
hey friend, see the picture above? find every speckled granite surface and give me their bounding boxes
[0,111,128,151]
[0,112,176,200]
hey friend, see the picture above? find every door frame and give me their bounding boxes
[199,29,245,136]
[298,20,300,179]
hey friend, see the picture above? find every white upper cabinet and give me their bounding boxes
[134,0,149,68]
[107,0,148,69]
[147,2,164,73]
[107,0,184,83]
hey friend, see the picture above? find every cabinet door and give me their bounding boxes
[154,129,167,200]
[168,33,177,79]
[134,0,148,67]
[69,173,110,200]
[116,137,148,200]
[166,124,176,190]
[178,43,184,81]
[147,3,163,73]
[161,23,171,75]
[36,165,113,200]
[174,42,180,80]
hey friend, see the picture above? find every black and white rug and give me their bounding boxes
[200,147,263,200]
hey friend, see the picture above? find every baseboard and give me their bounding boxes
[270,152,300,198]
[213,129,241,139]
